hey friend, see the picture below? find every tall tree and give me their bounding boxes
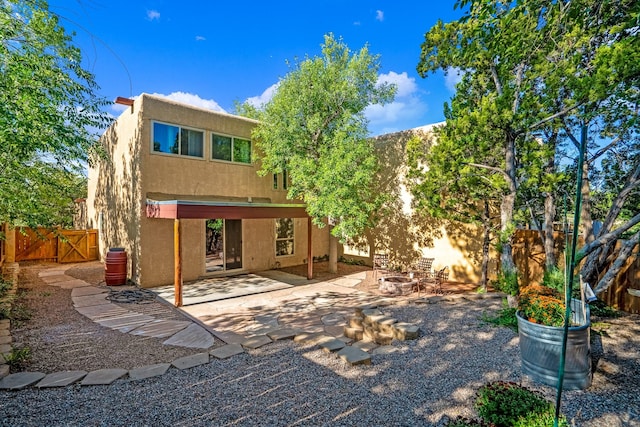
[417,0,639,292]
[406,78,503,290]
[0,0,111,226]
[251,34,396,273]
[417,0,551,277]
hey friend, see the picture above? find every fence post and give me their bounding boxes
[5,225,16,263]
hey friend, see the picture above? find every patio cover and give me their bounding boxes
[145,194,313,306]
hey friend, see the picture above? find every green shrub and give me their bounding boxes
[482,301,518,332]
[0,279,12,298]
[2,346,31,370]
[542,267,565,294]
[589,299,622,318]
[474,381,567,427]
[492,271,519,296]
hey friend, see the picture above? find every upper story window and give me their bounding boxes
[273,170,290,190]
[153,122,204,158]
[212,133,251,164]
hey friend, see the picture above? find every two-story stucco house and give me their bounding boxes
[86,94,330,288]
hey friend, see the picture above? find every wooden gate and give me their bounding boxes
[15,228,98,263]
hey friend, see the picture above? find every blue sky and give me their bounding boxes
[54,1,464,136]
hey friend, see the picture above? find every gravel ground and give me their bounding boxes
[8,263,217,372]
[2,288,639,426]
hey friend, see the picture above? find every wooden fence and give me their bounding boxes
[14,227,99,264]
[513,229,640,313]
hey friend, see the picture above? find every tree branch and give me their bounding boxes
[489,64,503,97]
[467,162,511,182]
[528,103,583,132]
[512,62,525,115]
[576,212,640,263]
[599,161,640,235]
[588,137,621,164]
[593,230,640,294]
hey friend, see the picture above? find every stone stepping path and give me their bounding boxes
[39,270,216,350]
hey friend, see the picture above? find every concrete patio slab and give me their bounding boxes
[81,368,128,385]
[36,371,87,388]
[162,323,215,349]
[0,372,46,390]
[151,273,295,306]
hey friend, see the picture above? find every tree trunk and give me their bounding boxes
[593,231,640,294]
[578,212,640,283]
[544,191,557,269]
[580,160,594,244]
[329,229,338,274]
[480,199,491,291]
[500,133,518,274]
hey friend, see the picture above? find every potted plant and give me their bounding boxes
[516,279,591,390]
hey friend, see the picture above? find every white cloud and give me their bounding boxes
[376,10,384,22]
[353,21,361,26]
[245,83,279,108]
[150,92,226,112]
[111,103,128,114]
[147,10,160,21]
[377,71,417,97]
[195,35,206,41]
[444,67,463,92]
[365,71,428,135]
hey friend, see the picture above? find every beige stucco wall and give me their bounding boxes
[86,100,143,281]
[366,124,498,284]
[88,94,330,287]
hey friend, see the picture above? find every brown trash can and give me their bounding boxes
[105,248,127,286]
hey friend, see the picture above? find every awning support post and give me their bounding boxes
[174,219,183,307]
[307,217,313,280]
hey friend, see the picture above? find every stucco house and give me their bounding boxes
[86,94,490,291]
[86,94,329,288]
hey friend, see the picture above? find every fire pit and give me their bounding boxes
[379,275,416,296]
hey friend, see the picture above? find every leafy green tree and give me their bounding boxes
[417,0,553,276]
[417,0,638,293]
[406,80,503,289]
[0,0,111,227]
[250,34,396,273]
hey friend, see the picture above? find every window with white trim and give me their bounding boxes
[212,133,252,164]
[152,122,204,158]
[275,218,294,256]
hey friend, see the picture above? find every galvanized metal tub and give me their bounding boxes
[517,299,592,390]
